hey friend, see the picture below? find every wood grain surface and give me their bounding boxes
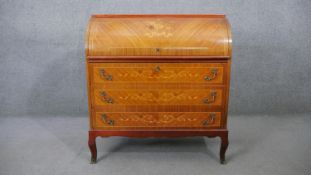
[85,14,231,57]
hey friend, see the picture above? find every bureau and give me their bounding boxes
[85,14,232,164]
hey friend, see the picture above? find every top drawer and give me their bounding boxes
[91,63,224,84]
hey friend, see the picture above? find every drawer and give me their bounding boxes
[93,88,222,106]
[93,112,221,129]
[91,63,224,84]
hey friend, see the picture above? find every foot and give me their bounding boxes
[90,157,97,164]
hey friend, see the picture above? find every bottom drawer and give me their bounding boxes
[93,112,221,129]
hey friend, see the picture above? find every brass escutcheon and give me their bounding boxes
[154,65,161,73]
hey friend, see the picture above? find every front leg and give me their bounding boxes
[88,131,97,164]
[219,132,229,164]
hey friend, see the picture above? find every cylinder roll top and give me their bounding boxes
[85,14,232,57]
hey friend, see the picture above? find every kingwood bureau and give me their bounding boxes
[85,14,232,164]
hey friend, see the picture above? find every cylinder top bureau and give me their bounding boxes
[85,14,232,164]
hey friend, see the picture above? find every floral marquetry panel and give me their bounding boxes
[94,112,221,129]
[93,89,222,106]
[91,63,224,84]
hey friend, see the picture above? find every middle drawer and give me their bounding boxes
[93,88,223,106]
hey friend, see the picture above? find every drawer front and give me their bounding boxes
[94,112,221,129]
[92,63,224,84]
[93,89,222,106]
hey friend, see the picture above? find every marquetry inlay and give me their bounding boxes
[92,63,224,83]
[94,89,222,105]
[144,19,173,38]
[95,112,221,128]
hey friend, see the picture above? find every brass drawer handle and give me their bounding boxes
[100,91,114,104]
[99,69,113,81]
[154,66,161,73]
[203,91,217,104]
[101,114,115,126]
[204,68,218,81]
[202,113,216,126]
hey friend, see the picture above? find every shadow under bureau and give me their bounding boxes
[85,14,232,164]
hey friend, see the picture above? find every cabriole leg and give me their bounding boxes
[88,131,97,164]
[219,132,229,164]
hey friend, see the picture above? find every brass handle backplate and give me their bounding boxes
[204,68,218,81]
[100,91,114,104]
[203,91,217,104]
[99,69,113,81]
[154,66,161,73]
[202,113,216,126]
[101,114,115,126]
